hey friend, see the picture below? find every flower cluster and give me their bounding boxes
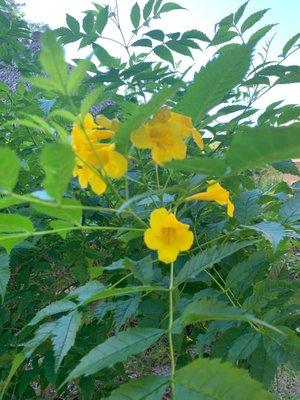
[71,113,127,195]
[131,107,204,164]
[71,109,234,264]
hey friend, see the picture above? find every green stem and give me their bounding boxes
[0,225,144,242]
[168,262,176,399]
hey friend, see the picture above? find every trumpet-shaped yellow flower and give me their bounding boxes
[130,107,204,165]
[186,182,234,217]
[144,208,194,264]
[71,114,127,195]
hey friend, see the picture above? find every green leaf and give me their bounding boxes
[234,1,249,24]
[241,9,269,33]
[23,322,56,358]
[64,328,164,383]
[82,12,94,33]
[52,310,81,371]
[0,253,10,303]
[145,29,164,41]
[181,29,210,42]
[67,60,89,95]
[250,343,277,388]
[68,280,105,304]
[0,196,22,210]
[33,198,82,225]
[245,221,285,250]
[174,357,273,399]
[113,296,140,331]
[0,353,25,400]
[132,38,152,47]
[175,240,257,285]
[95,6,109,34]
[40,31,68,94]
[82,285,164,306]
[248,25,276,47]
[66,14,80,33]
[272,160,300,176]
[143,0,155,20]
[174,297,279,334]
[210,28,238,46]
[0,214,34,250]
[80,86,104,117]
[176,44,251,123]
[166,157,226,176]
[115,83,181,154]
[107,375,169,400]
[131,2,141,29]
[93,43,118,68]
[129,256,154,285]
[0,147,20,192]
[226,251,271,298]
[28,300,76,326]
[40,143,75,202]
[166,40,193,57]
[282,33,300,57]
[234,190,261,224]
[226,126,300,172]
[28,76,62,92]
[228,333,260,362]
[159,2,185,13]
[279,193,300,224]
[154,44,174,64]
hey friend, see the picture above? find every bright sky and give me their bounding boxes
[22,0,300,109]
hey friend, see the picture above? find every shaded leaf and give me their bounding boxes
[145,29,164,41]
[52,310,82,371]
[65,328,164,382]
[246,221,285,250]
[131,2,141,29]
[279,193,300,224]
[107,375,169,400]
[154,44,174,64]
[166,157,226,176]
[0,252,10,302]
[174,357,273,399]
[40,143,75,201]
[228,333,260,362]
[28,300,76,326]
[282,33,300,57]
[175,240,257,285]
[241,9,269,33]
[0,147,20,192]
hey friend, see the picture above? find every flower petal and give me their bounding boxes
[158,245,180,264]
[144,228,161,250]
[149,208,170,228]
[227,198,235,217]
[131,125,152,149]
[192,129,204,150]
[177,229,194,252]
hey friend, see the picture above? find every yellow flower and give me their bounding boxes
[144,208,194,264]
[186,182,234,217]
[71,114,127,194]
[130,107,204,165]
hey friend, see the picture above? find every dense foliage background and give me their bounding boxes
[0,0,299,399]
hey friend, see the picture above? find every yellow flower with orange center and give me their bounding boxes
[186,181,234,217]
[71,113,127,195]
[144,208,194,264]
[130,107,204,165]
